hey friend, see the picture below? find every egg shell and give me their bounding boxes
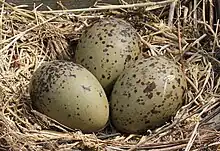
[75,17,141,95]
[110,55,187,133]
[29,60,109,133]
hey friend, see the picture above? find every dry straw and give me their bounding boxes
[0,0,220,150]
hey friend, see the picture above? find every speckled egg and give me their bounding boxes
[110,55,187,133]
[29,60,109,133]
[75,17,141,95]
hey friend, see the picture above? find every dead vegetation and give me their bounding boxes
[0,0,220,150]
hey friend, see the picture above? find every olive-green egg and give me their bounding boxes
[110,56,187,134]
[75,17,141,95]
[29,60,109,133]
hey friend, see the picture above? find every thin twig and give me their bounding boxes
[185,104,210,151]
[39,0,175,14]
[168,0,176,27]
[209,0,213,27]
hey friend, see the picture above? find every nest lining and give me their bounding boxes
[0,0,220,150]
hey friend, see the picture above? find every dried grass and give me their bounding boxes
[0,0,220,150]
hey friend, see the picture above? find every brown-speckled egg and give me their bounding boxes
[29,60,109,133]
[75,17,141,95]
[110,55,187,133]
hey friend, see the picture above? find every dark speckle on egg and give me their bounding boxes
[106,44,114,48]
[143,82,156,93]
[136,79,141,83]
[108,33,113,36]
[103,48,108,52]
[121,39,127,43]
[125,55,132,62]
[176,78,181,85]
[156,92,161,96]
[146,93,153,99]
[151,108,160,114]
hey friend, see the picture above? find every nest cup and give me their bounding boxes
[0,0,220,150]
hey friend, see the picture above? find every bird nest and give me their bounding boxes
[0,0,220,150]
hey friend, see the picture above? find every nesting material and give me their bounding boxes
[0,0,220,150]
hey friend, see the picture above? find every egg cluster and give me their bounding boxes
[29,18,186,134]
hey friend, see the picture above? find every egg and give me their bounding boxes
[75,17,141,95]
[29,60,109,133]
[110,55,187,133]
